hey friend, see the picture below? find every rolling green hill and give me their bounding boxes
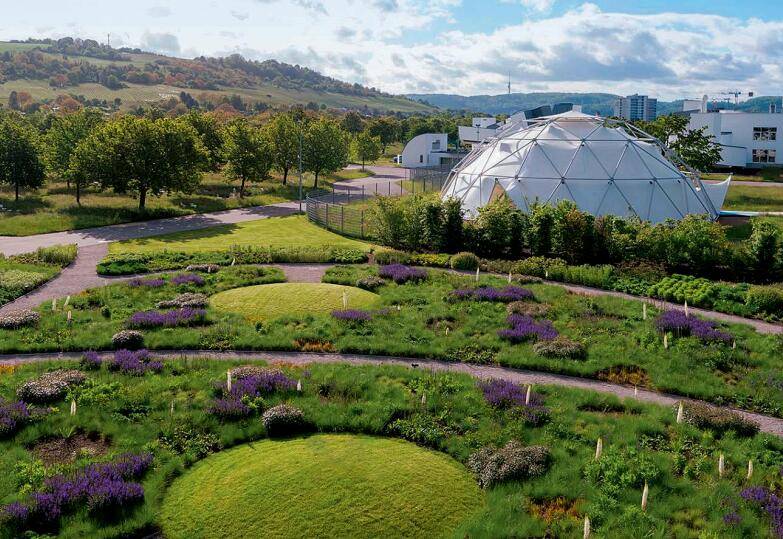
[0,39,433,113]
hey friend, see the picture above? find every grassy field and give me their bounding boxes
[0,169,372,236]
[109,215,373,255]
[723,184,783,212]
[0,245,77,305]
[210,283,380,321]
[704,171,782,183]
[160,434,483,539]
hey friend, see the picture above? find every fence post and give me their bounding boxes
[332,186,335,204]
[326,203,329,230]
[341,205,344,233]
[362,185,365,199]
[361,209,365,238]
[388,181,391,196]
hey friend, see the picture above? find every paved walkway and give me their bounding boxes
[1,349,780,437]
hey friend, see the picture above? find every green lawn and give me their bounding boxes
[0,245,77,306]
[160,434,483,539]
[704,172,782,183]
[210,283,380,321]
[0,169,372,237]
[723,184,783,212]
[109,215,372,255]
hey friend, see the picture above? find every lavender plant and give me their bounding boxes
[378,264,427,284]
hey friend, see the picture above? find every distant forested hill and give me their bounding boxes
[406,92,621,115]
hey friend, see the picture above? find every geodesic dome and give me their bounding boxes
[441,111,730,223]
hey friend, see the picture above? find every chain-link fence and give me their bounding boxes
[305,167,452,239]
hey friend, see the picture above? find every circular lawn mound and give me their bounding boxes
[160,434,483,539]
[209,283,380,322]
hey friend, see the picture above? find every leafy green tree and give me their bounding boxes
[747,218,782,280]
[43,109,103,202]
[222,119,274,198]
[181,111,224,171]
[303,118,348,188]
[70,116,207,210]
[266,113,301,185]
[0,114,45,201]
[635,115,722,172]
[551,201,595,264]
[340,111,364,136]
[351,132,381,170]
[367,117,399,153]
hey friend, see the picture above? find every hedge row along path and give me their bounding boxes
[1,349,781,437]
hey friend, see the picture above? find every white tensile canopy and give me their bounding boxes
[441,111,730,223]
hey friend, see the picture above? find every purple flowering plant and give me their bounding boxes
[127,278,166,288]
[498,314,558,343]
[478,379,550,425]
[209,369,297,419]
[172,273,206,286]
[108,349,163,376]
[451,285,535,303]
[741,485,783,538]
[655,310,732,344]
[378,264,427,284]
[128,308,206,329]
[0,398,32,438]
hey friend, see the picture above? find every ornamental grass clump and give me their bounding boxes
[654,311,732,344]
[128,307,207,329]
[533,336,587,360]
[172,273,206,286]
[451,285,534,303]
[127,277,166,288]
[111,330,144,350]
[0,452,152,531]
[680,402,759,437]
[108,350,163,376]
[498,314,558,343]
[17,370,86,403]
[378,264,427,284]
[468,441,550,488]
[261,404,309,437]
[156,293,209,309]
[0,309,40,329]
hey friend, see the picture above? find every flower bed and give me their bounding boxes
[378,264,427,284]
[478,379,550,425]
[654,311,732,343]
[108,350,163,376]
[128,308,207,329]
[498,314,558,343]
[172,273,206,287]
[210,368,297,419]
[451,285,534,303]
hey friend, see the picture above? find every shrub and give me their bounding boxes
[511,256,567,278]
[409,253,451,268]
[108,350,163,376]
[356,276,385,291]
[468,441,550,488]
[156,293,209,309]
[262,404,308,437]
[378,264,427,284]
[451,285,534,303]
[681,402,759,437]
[746,286,783,318]
[533,336,587,360]
[210,369,296,419]
[112,330,144,350]
[128,308,207,329]
[654,311,732,343]
[185,264,220,273]
[0,309,40,329]
[388,413,446,448]
[498,314,558,343]
[158,424,222,459]
[128,277,166,288]
[507,301,550,317]
[10,244,77,267]
[374,249,411,265]
[171,273,206,286]
[583,447,660,498]
[17,370,86,403]
[0,398,32,438]
[450,252,480,271]
[80,351,103,370]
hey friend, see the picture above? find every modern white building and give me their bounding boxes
[613,94,657,121]
[400,133,463,168]
[441,111,729,223]
[688,105,783,168]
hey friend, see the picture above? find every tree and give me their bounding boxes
[350,132,381,170]
[43,109,103,202]
[181,111,224,171]
[266,113,300,185]
[367,117,399,153]
[340,111,364,136]
[70,116,207,211]
[222,119,274,198]
[635,115,722,172]
[303,118,349,188]
[0,114,46,201]
[747,218,782,281]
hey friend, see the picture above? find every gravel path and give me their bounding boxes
[1,349,780,437]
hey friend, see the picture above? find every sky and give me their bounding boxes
[2,0,781,100]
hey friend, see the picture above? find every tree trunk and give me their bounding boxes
[138,187,147,211]
[361,158,365,171]
[282,168,289,185]
[15,181,19,201]
[66,177,70,189]
[239,176,246,198]
[76,181,81,206]
[313,171,319,189]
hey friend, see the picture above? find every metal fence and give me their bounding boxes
[305,167,452,239]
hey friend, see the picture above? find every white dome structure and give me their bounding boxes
[441,111,730,223]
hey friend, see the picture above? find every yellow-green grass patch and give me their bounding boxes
[210,283,380,321]
[160,434,484,539]
[108,215,373,255]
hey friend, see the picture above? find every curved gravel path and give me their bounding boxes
[1,349,780,437]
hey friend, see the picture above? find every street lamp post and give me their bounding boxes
[298,122,304,213]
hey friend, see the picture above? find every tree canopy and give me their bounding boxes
[222,119,274,198]
[44,109,104,203]
[0,113,46,201]
[303,118,349,188]
[635,115,722,172]
[266,113,301,185]
[351,132,381,170]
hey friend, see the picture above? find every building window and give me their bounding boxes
[419,155,424,163]
[753,127,777,141]
[753,149,777,163]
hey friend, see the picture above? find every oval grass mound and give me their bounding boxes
[209,283,380,321]
[160,434,483,539]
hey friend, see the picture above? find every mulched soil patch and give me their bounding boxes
[32,432,110,466]
[595,365,651,387]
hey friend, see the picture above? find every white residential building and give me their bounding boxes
[401,133,463,168]
[613,94,657,121]
[688,107,783,168]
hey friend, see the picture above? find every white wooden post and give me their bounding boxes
[676,402,684,424]
[594,437,603,460]
[641,482,649,511]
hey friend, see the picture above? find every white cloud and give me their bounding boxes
[501,0,555,13]
[140,31,181,56]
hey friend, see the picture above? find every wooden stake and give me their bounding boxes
[732,340,736,350]
[70,399,77,416]
[52,298,57,311]
[342,291,348,309]
[525,385,532,405]
[421,392,427,406]
[747,460,753,480]
[583,515,591,539]
[231,257,236,266]
[66,310,72,325]
[642,303,647,320]
[718,453,725,477]
[594,437,603,460]
[634,386,638,398]
[227,370,232,393]
[507,272,512,283]
[64,295,70,307]
[170,400,175,416]
[684,300,689,317]
[676,401,684,424]
[475,266,480,282]
[296,379,302,392]
[641,481,649,511]
[663,333,669,349]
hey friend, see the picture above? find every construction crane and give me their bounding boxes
[719,90,754,105]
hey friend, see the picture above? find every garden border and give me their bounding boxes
[2,349,782,438]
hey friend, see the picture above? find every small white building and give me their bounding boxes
[401,133,462,168]
[689,104,783,168]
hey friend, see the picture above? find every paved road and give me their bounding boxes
[0,166,408,256]
[1,349,780,437]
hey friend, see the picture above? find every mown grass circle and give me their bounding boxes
[209,282,380,321]
[160,434,484,539]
